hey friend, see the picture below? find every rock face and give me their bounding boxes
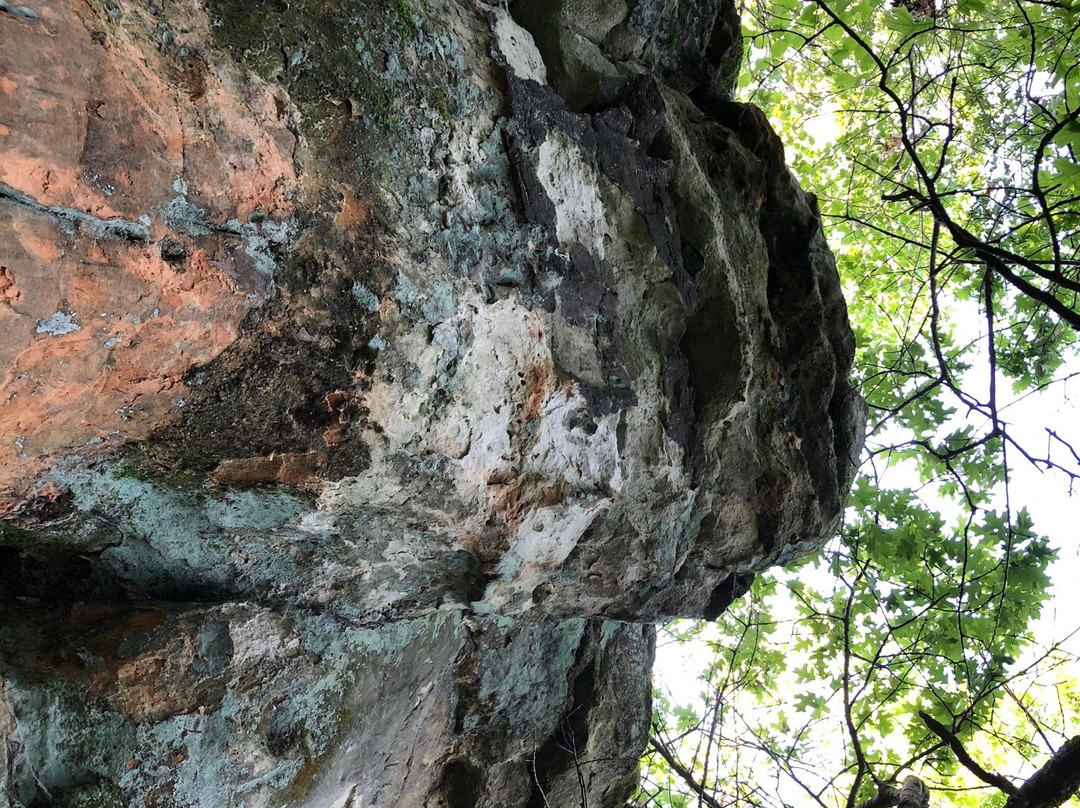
[0,0,864,805]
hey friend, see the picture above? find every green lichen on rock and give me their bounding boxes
[205,0,458,191]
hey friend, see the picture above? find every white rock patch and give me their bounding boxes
[506,498,610,571]
[537,130,609,260]
[523,388,622,494]
[489,8,548,84]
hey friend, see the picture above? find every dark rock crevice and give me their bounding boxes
[526,647,598,807]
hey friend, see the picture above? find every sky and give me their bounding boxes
[799,94,1080,653]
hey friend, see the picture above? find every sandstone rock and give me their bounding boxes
[0,0,296,505]
[0,0,864,805]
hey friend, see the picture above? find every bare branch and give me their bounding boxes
[918,711,1019,795]
[647,737,725,808]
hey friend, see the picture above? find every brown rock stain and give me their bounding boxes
[209,452,330,489]
[92,630,228,723]
[335,187,372,229]
[322,390,351,446]
[488,472,571,535]
[104,647,220,723]
[522,362,550,423]
[0,267,18,304]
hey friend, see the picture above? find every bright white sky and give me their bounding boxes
[1006,380,1080,657]
[799,98,1080,658]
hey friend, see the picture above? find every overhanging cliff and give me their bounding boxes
[0,0,865,805]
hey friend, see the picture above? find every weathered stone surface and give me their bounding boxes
[0,596,651,808]
[0,0,864,805]
[0,0,296,503]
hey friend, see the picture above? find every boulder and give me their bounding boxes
[0,0,864,804]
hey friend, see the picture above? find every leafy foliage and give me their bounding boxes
[639,0,1080,804]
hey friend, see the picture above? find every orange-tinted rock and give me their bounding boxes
[0,265,18,303]
[0,0,297,511]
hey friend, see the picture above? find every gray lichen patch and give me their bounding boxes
[34,311,81,337]
[0,182,150,243]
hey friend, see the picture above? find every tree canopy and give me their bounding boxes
[639,0,1080,804]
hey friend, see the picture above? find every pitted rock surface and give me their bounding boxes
[0,0,864,805]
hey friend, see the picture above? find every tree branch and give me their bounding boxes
[1004,735,1080,808]
[919,711,1019,795]
[648,736,725,808]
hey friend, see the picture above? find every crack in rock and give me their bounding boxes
[0,182,150,243]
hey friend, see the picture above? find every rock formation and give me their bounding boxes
[0,0,865,805]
